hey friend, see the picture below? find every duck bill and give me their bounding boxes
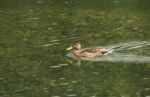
[66,46,73,50]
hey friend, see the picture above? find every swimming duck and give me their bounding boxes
[66,42,113,58]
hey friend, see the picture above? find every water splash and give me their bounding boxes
[66,41,150,63]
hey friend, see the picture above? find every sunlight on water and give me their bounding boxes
[66,41,150,63]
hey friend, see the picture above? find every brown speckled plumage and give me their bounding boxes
[67,42,113,58]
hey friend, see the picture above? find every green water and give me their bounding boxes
[0,0,150,97]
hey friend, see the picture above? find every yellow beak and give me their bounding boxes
[66,46,73,50]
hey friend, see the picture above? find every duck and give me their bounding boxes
[66,42,113,58]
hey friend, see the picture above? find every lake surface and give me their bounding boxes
[0,0,150,97]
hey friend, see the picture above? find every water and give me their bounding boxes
[0,0,150,97]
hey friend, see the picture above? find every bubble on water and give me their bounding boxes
[43,88,49,93]
[92,72,100,75]
[0,10,4,13]
[127,20,133,23]
[113,0,119,3]
[28,9,34,12]
[121,95,127,97]
[143,78,149,80]
[71,80,79,83]
[60,82,69,85]
[116,26,124,30]
[59,77,65,80]
[37,1,43,4]
[27,17,40,20]
[69,34,78,36]
[145,88,150,90]
[52,22,57,25]
[48,27,53,30]
[65,1,69,4]
[133,27,139,30]
[49,40,59,42]
[138,29,144,32]
[66,94,77,97]
[0,77,4,80]
[67,89,73,91]
[42,43,60,46]
[51,96,60,97]
[15,93,22,96]
[32,74,36,77]
[50,65,61,68]
[58,64,68,66]
[50,64,68,68]
[44,90,49,93]
[91,96,96,97]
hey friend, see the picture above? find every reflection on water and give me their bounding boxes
[66,41,150,63]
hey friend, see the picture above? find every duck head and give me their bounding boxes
[66,42,81,50]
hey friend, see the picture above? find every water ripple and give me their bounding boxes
[59,82,69,85]
[42,43,60,47]
[51,96,60,97]
[66,94,77,97]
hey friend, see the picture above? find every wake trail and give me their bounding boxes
[109,41,150,51]
[66,41,150,63]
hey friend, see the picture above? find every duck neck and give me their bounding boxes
[73,49,81,56]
